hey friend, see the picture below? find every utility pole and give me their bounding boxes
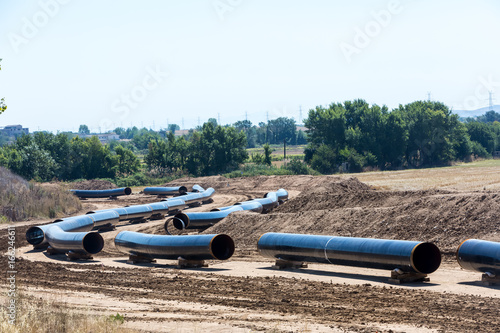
[198,117,200,127]
[489,91,495,110]
[182,118,184,130]
[427,92,431,101]
[218,113,220,125]
[283,139,287,163]
[299,105,302,124]
[245,111,248,121]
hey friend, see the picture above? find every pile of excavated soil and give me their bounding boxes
[69,179,118,190]
[166,175,367,196]
[203,177,500,255]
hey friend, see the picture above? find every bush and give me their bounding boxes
[282,159,318,175]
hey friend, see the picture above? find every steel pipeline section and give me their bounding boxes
[114,231,235,260]
[26,185,211,256]
[164,188,286,232]
[258,232,441,274]
[456,239,500,276]
[70,187,132,198]
[143,186,188,196]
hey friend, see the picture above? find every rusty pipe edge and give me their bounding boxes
[114,231,235,261]
[258,233,441,274]
[456,239,500,275]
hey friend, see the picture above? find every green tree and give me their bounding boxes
[263,143,272,166]
[0,59,6,115]
[168,123,180,134]
[465,121,495,154]
[114,145,140,176]
[78,124,90,135]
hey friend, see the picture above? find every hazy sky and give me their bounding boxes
[1,0,499,132]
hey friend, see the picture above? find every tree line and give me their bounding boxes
[0,132,140,181]
[1,99,500,182]
[304,100,500,173]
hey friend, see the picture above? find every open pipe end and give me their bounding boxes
[210,208,221,212]
[26,226,45,245]
[124,187,132,195]
[179,186,188,194]
[82,232,104,254]
[411,242,441,274]
[210,234,235,260]
[173,213,189,230]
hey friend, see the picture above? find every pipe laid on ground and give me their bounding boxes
[169,206,244,231]
[26,215,96,247]
[258,233,441,274]
[143,186,188,196]
[191,185,205,193]
[45,226,104,254]
[70,187,132,198]
[456,239,500,276]
[114,231,235,260]
[86,210,120,228]
[234,201,264,213]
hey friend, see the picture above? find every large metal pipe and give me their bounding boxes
[143,186,187,196]
[114,231,235,260]
[258,233,441,274]
[26,215,96,247]
[70,187,132,198]
[456,239,500,275]
[86,210,120,228]
[191,185,205,193]
[234,201,264,213]
[45,226,104,254]
[161,198,186,212]
[170,206,244,230]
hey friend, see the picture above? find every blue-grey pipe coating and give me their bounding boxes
[70,187,132,198]
[114,231,235,260]
[171,206,244,230]
[456,239,500,275]
[143,186,188,195]
[257,233,441,274]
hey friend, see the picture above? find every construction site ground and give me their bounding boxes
[2,162,500,332]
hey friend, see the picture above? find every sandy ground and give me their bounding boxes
[2,166,500,332]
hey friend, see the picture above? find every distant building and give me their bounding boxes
[0,125,29,137]
[76,133,120,144]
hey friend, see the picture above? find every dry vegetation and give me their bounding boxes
[0,167,81,222]
[0,292,134,333]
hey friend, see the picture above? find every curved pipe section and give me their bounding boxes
[143,186,187,196]
[26,215,95,246]
[114,231,235,260]
[70,187,132,198]
[170,206,244,230]
[456,239,500,275]
[45,226,104,254]
[258,233,441,274]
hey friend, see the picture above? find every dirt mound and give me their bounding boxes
[205,188,500,255]
[166,175,370,196]
[69,179,118,190]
